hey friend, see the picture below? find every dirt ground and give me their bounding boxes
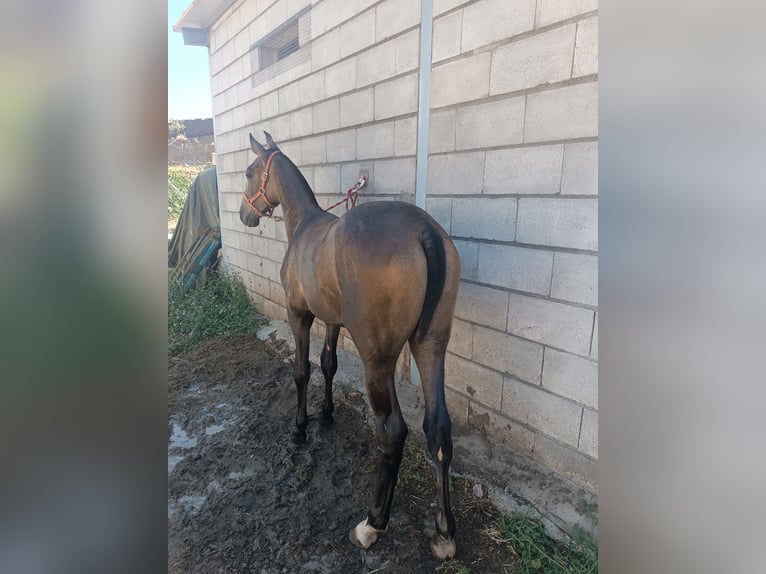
[168,334,520,573]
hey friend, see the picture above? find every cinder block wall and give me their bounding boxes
[207,0,598,492]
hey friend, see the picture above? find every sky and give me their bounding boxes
[168,0,213,120]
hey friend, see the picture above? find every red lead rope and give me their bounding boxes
[324,176,367,213]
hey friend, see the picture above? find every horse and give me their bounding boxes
[239,132,461,559]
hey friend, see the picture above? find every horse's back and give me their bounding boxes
[333,202,459,357]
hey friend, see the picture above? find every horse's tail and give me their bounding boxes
[415,223,447,343]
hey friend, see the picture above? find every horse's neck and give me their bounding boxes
[279,173,322,241]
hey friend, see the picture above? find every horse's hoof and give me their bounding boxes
[430,534,456,560]
[319,411,334,427]
[292,429,307,444]
[349,518,379,550]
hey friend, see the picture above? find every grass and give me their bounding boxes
[168,271,263,354]
[168,167,193,219]
[496,513,598,574]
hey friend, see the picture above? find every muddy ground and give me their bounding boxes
[168,334,523,573]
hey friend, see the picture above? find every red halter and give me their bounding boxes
[243,150,281,217]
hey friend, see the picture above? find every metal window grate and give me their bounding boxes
[250,6,311,87]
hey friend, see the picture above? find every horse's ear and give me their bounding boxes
[264,131,279,150]
[250,132,267,159]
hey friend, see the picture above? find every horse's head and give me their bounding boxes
[240,131,282,227]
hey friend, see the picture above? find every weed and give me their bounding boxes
[168,271,262,354]
[436,558,472,574]
[496,513,597,573]
[168,168,192,219]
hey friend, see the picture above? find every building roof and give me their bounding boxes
[173,0,237,46]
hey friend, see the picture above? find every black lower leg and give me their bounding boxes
[289,310,313,444]
[424,406,456,540]
[320,325,340,424]
[367,411,408,530]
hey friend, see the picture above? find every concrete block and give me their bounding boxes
[489,25,576,95]
[279,82,300,113]
[536,0,597,28]
[445,353,504,410]
[573,17,598,77]
[579,408,597,458]
[434,0,465,17]
[394,116,417,156]
[430,52,491,109]
[427,152,484,195]
[455,281,509,331]
[428,109,456,154]
[376,0,421,42]
[289,106,313,138]
[590,313,598,361]
[502,378,582,447]
[357,122,395,159]
[299,166,314,189]
[356,40,396,88]
[551,252,598,306]
[425,197,452,233]
[311,27,340,71]
[298,71,326,107]
[455,96,526,150]
[468,402,535,454]
[269,114,292,141]
[516,198,598,251]
[448,318,473,359]
[339,9,375,59]
[473,326,543,384]
[374,73,419,120]
[312,165,341,195]
[372,158,416,194]
[533,432,597,492]
[269,279,286,307]
[484,145,564,195]
[461,0,536,52]
[267,239,287,263]
[341,161,374,192]
[451,197,517,242]
[543,348,597,409]
[453,240,478,281]
[524,82,598,142]
[279,140,302,166]
[477,244,553,295]
[561,141,598,195]
[301,135,327,165]
[395,29,420,73]
[326,129,357,162]
[445,387,470,422]
[507,292,594,355]
[312,98,340,134]
[325,57,357,97]
[432,10,462,63]
[340,88,374,127]
[260,91,279,118]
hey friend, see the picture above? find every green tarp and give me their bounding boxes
[168,166,220,268]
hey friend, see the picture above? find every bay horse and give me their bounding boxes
[239,132,460,559]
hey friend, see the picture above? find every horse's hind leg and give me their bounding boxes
[409,338,457,559]
[319,324,341,425]
[287,307,314,444]
[350,359,408,549]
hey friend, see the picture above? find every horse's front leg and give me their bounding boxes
[287,307,314,444]
[320,324,341,425]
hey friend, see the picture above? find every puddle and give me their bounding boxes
[169,420,197,449]
[178,495,206,513]
[168,454,185,474]
[205,423,226,436]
